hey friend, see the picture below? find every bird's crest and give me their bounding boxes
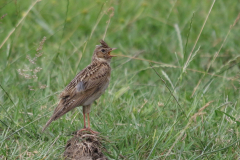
[100,39,110,48]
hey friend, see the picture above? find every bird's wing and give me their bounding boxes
[79,64,111,92]
[62,62,110,97]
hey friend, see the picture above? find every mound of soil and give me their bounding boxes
[64,131,108,160]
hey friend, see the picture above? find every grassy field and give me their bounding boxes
[1,0,240,159]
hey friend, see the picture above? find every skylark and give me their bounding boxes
[42,40,116,134]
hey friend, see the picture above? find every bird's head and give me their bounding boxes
[92,39,117,64]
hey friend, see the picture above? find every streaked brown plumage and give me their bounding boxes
[42,40,116,133]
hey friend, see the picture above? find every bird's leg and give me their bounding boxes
[74,113,87,135]
[83,113,86,128]
[77,105,99,134]
[87,113,90,128]
[86,113,99,134]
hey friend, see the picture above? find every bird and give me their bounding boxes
[42,39,117,134]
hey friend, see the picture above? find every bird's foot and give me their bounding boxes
[77,127,99,135]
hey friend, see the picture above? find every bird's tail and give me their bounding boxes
[42,103,65,132]
[42,116,56,132]
[42,101,74,132]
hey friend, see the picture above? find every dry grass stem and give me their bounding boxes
[103,7,115,40]
[44,134,60,157]
[115,54,240,82]
[0,0,41,49]
[183,0,216,73]
[164,101,214,159]
[1,14,7,19]
[17,37,47,90]
[191,12,240,97]
[192,101,214,122]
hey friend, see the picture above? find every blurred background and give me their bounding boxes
[0,0,240,159]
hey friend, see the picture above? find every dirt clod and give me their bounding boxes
[64,131,108,160]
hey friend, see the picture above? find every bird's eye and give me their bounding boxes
[101,49,105,52]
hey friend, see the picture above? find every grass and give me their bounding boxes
[0,0,240,159]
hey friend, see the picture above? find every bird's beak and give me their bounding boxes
[109,48,117,57]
